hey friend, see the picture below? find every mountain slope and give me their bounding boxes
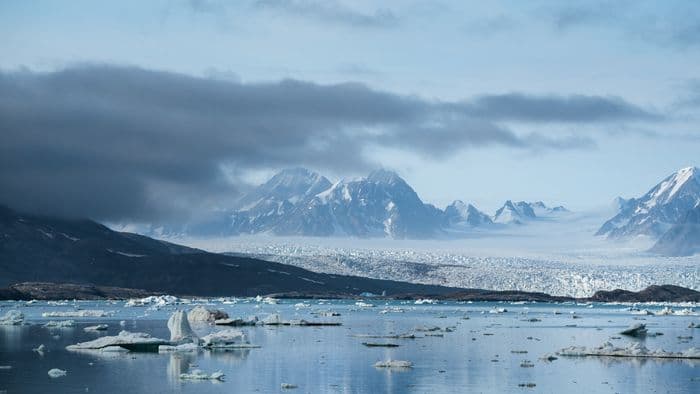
[0,205,461,296]
[597,166,700,239]
[649,204,700,256]
[493,200,536,224]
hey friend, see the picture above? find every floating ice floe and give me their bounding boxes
[43,320,75,328]
[187,306,229,324]
[355,302,374,308]
[489,308,507,314]
[84,324,109,332]
[414,299,438,305]
[620,323,648,337]
[630,309,654,315]
[33,344,46,356]
[42,310,109,318]
[179,369,225,381]
[655,307,698,316]
[254,295,278,304]
[66,331,168,352]
[374,360,413,368]
[214,316,258,326]
[262,313,284,325]
[0,310,24,325]
[158,343,199,353]
[556,342,700,359]
[48,368,67,378]
[125,295,182,308]
[200,329,260,349]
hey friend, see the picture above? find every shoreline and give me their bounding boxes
[1,282,697,304]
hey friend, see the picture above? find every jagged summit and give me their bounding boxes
[597,166,700,239]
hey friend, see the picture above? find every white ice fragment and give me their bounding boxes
[125,295,181,308]
[0,310,24,325]
[42,310,108,318]
[43,320,75,328]
[47,368,67,378]
[158,343,199,353]
[167,310,198,344]
[374,360,413,368]
[187,306,229,324]
[33,344,46,356]
[84,324,109,332]
[66,331,167,351]
[557,341,700,359]
[200,329,259,349]
[179,369,225,381]
[262,313,284,325]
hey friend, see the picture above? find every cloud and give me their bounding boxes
[253,0,398,28]
[461,93,660,123]
[545,1,700,49]
[0,65,650,222]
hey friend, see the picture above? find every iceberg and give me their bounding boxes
[557,341,700,359]
[187,306,229,324]
[0,310,24,325]
[179,369,225,381]
[47,368,67,378]
[42,310,108,318]
[66,331,168,352]
[84,324,109,332]
[43,320,75,328]
[167,310,198,344]
[200,329,260,349]
[620,323,648,337]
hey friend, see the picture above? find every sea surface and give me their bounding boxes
[1,299,698,393]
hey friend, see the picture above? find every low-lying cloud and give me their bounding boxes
[0,65,654,221]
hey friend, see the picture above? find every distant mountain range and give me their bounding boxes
[597,166,700,256]
[178,168,569,239]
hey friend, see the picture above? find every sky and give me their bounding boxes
[1,0,700,223]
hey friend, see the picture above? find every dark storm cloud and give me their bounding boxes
[253,0,398,28]
[461,93,660,123]
[0,65,651,221]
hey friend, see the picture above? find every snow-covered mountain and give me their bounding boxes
[159,168,567,239]
[650,203,700,256]
[444,200,493,227]
[229,169,444,239]
[597,166,700,239]
[236,167,331,209]
[493,200,536,224]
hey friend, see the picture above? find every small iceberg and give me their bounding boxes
[42,310,108,318]
[187,306,229,324]
[374,360,413,368]
[48,368,67,378]
[620,323,648,337]
[201,329,260,349]
[214,316,258,326]
[179,369,225,381]
[167,310,198,344]
[44,320,75,328]
[557,341,700,359]
[125,295,181,308]
[158,343,199,353]
[84,324,109,332]
[66,331,168,352]
[0,310,24,325]
[33,344,46,356]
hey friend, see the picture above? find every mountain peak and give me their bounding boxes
[367,169,405,185]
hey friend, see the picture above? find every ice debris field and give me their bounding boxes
[1,295,699,393]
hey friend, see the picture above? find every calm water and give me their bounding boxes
[0,299,698,393]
